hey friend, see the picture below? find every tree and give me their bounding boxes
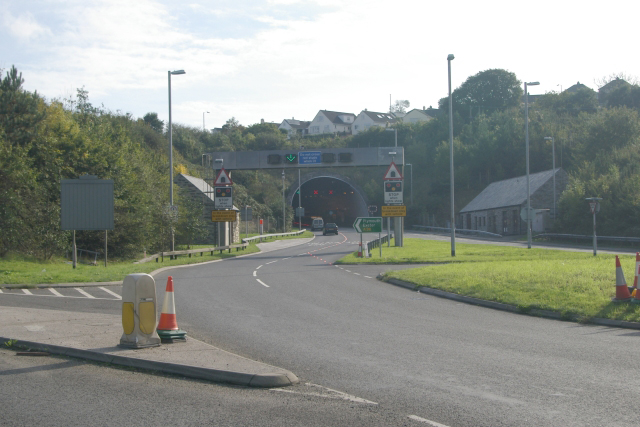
[143,112,164,133]
[439,69,522,122]
[390,100,410,114]
[606,84,640,110]
[536,87,598,116]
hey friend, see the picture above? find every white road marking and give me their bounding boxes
[353,273,361,276]
[271,383,377,405]
[48,288,63,297]
[256,265,263,269]
[283,257,290,260]
[256,279,270,288]
[266,260,278,265]
[74,287,95,298]
[99,287,121,299]
[0,289,3,293]
[22,289,33,295]
[345,270,351,273]
[407,415,450,426]
[1,291,118,300]
[253,271,257,276]
[365,276,373,279]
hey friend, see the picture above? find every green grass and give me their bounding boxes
[0,231,313,286]
[339,238,640,323]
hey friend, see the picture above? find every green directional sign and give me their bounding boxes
[353,217,382,233]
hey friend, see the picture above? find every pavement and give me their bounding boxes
[0,238,315,388]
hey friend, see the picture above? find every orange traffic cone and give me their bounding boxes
[613,256,632,302]
[157,276,187,342]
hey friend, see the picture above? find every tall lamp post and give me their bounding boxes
[524,81,539,249]
[448,54,455,257]
[544,136,556,218]
[203,111,209,131]
[168,69,185,251]
[282,170,286,233]
[406,163,413,205]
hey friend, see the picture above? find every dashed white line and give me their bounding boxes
[74,287,95,298]
[48,288,63,297]
[364,276,373,279]
[407,415,450,426]
[266,260,278,265]
[353,273,361,276]
[99,287,122,299]
[256,279,270,288]
[253,271,257,276]
[22,289,33,295]
[256,265,263,269]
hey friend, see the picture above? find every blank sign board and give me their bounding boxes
[61,176,114,230]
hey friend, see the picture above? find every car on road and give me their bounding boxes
[311,217,324,231]
[322,223,339,235]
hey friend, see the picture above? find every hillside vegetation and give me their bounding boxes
[3,65,640,260]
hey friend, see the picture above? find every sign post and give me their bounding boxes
[383,162,404,247]
[214,168,233,247]
[586,197,602,256]
[353,217,383,258]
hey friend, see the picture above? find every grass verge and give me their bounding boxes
[0,231,313,286]
[339,238,640,323]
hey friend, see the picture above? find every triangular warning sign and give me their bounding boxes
[383,162,403,180]
[214,168,233,186]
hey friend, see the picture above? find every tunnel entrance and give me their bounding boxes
[288,173,369,228]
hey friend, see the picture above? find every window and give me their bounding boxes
[310,126,319,134]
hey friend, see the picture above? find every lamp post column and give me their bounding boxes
[448,54,455,257]
[524,81,539,249]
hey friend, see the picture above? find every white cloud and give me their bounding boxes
[1,8,51,41]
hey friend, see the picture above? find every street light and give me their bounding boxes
[203,111,210,131]
[405,163,413,205]
[168,69,185,252]
[448,54,455,257]
[525,81,540,249]
[282,170,286,233]
[544,136,556,219]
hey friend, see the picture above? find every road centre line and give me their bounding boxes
[256,279,269,288]
[48,288,63,297]
[407,415,450,426]
[99,287,122,299]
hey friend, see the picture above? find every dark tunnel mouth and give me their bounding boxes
[290,176,369,227]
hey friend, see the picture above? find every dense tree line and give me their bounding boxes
[3,65,640,261]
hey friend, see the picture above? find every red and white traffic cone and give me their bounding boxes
[157,276,187,342]
[357,241,363,258]
[613,256,632,302]
[632,252,640,297]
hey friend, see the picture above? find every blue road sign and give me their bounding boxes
[299,151,322,165]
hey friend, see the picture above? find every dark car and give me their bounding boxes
[323,223,339,235]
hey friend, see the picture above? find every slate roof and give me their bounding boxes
[320,110,356,124]
[283,119,310,130]
[362,110,397,124]
[459,169,561,213]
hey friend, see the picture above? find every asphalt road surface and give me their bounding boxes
[3,231,640,426]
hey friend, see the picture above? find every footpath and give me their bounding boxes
[0,238,314,388]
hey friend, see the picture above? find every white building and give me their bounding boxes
[402,108,436,124]
[307,110,356,135]
[278,119,310,138]
[352,110,397,135]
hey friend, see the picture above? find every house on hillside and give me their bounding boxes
[565,81,590,93]
[279,119,310,138]
[458,169,568,236]
[352,110,397,135]
[308,110,356,136]
[402,108,436,124]
[598,78,630,106]
[174,174,240,245]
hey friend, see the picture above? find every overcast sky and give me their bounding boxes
[2,0,638,130]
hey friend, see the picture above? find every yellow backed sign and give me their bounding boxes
[381,205,406,217]
[211,210,237,222]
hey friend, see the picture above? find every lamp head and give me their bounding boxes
[447,54,455,61]
[170,70,186,75]
[525,81,540,86]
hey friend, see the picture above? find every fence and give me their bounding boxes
[534,233,640,246]
[242,229,306,244]
[136,243,249,264]
[364,233,394,257]
[411,225,503,239]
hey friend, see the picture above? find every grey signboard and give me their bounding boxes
[203,147,404,170]
[61,175,114,230]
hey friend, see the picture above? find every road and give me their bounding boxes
[3,231,640,426]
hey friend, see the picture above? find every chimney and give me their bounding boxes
[261,118,264,124]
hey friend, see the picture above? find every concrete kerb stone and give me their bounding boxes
[381,277,640,330]
[0,336,298,388]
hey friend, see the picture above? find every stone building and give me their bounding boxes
[459,169,568,236]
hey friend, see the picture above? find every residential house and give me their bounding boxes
[307,110,356,136]
[279,119,310,138]
[598,78,630,106]
[402,108,436,124]
[352,110,397,135]
[458,169,568,236]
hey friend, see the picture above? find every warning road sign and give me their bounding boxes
[214,168,233,186]
[383,162,403,180]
